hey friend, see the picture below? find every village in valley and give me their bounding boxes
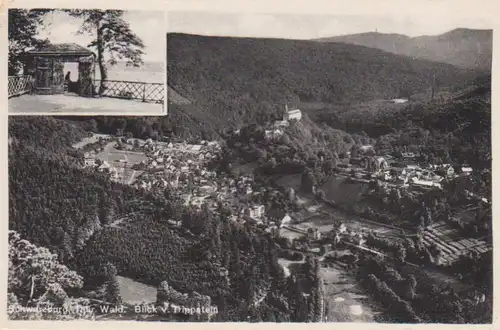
[76,130,275,227]
[74,103,491,278]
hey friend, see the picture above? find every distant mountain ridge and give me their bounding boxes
[315,28,492,70]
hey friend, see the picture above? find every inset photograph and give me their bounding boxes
[8,9,166,115]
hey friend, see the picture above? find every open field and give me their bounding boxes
[320,265,379,322]
[275,173,302,191]
[96,143,148,164]
[279,228,305,240]
[285,188,406,236]
[113,167,144,185]
[72,133,111,149]
[293,214,336,233]
[117,276,157,304]
[320,175,371,208]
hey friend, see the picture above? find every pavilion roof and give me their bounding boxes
[25,43,94,57]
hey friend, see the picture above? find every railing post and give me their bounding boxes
[142,83,146,102]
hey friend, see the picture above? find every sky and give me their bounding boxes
[167,11,494,39]
[37,10,165,62]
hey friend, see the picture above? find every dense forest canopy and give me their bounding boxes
[167,33,480,132]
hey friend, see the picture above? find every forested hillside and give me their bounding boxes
[315,74,491,168]
[167,33,478,133]
[317,28,492,71]
[58,112,219,142]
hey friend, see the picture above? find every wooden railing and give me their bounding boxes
[8,76,34,98]
[94,79,164,104]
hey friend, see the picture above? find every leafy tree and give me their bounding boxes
[65,10,145,94]
[395,243,407,263]
[103,263,122,304]
[287,188,295,203]
[8,9,53,75]
[86,119,99,132]
[8,231,94,320]
[404,275,417,300]
[301,168,316,193]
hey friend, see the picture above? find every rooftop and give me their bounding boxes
[25,43,95,57]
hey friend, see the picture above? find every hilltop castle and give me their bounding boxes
[283,104,302,121]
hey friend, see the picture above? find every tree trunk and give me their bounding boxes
[29,276,35,301]
[96,23,107,95]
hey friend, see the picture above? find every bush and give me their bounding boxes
[362,274,421,323]
[279,250,303,261]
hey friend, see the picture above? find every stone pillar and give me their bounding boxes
[51,57,65,94]
[34,56,52,95]
[78,56,94,97]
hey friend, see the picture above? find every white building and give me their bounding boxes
[307,228,321,240]
[359,145,374,154]
[265,129,284,140]
[280,214,292,227]
[283,104,302,121]
[191,145,203,152]
[402,152,416,158]
[411,177,442,189]
[98,160,111,171]
[462,167,473,175]
[248,205,265,220]
[84,151,96,167]
[274,120,290,128]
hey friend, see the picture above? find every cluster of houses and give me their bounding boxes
[83,149,127,182]
[346,144,475,190]
[277,217,370,256]
[132,140,220,194]
[126,139,276,228]
[78,134,279,232]
[384,163,474,190]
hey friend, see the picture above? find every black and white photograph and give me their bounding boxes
[8,8,166,115]
[6,3,494,325]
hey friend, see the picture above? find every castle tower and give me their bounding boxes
[283,104,289,120]
[174,172,180,188]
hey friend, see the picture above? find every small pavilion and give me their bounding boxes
[23,43,96,97]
